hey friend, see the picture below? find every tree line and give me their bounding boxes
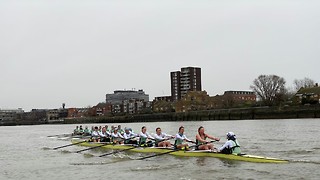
[250,75,316,106]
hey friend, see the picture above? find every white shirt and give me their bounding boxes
[91,130,99,137]
[175,133,191,142]
[139,132,153,139]
[219,140,235,151]
[123,131,138,139]
[154,132,171,141]
[111,132,124,139]
[99,131,110,137]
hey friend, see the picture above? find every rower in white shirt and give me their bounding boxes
[174,126,195,149]
[91,126,100,142]
[123,127,138,145]
[99,127,111,142]
[139,126,154,147]
[111,128,124,144]
[153,127,174,147]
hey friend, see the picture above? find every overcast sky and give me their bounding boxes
[1,0,319,111]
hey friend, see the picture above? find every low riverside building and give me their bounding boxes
[68,108,90,118]
[106,89,149,104]
[105,89,151,115]
[18,109,47,125]
[222,91,257,107]
[295,83,320,104]
[0,108,24,125]
[154,96,172,102]
[45,108,68,122]
[152,98,174,113]
[175,91,213,112]
[88,103,112,116]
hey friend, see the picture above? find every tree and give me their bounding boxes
[250,75,286,106]
[293,77,315,91]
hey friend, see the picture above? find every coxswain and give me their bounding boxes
[195,126,220,150]
[219,132,241,155]
[99,127,111,142]
[174,126,194,149]
[111,128,124,144]
[138,126,154,147]
[154,127,174,147]
[123,127,138,145]
[91,126,100,142]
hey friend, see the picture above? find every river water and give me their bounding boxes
[0,119,319,180]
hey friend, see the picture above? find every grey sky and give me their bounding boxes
[1,0,319,111]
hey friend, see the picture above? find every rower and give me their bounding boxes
[99,127,111,142]
[111,128,124,144]
[195,126,220,150]
[174,126,194,150]
[118,125,124,135]
[110,125,115,133]
[138,126,154,147]
[73,126,79,135]
[105,125,109,132]
[154,127,174,147]
[83,126,91,136]
[91,126,100,142]
[219,132,241,155]
[123,127,138,145]
[79,125,84,135]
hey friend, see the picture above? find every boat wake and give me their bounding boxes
[130,165,162,171]
[277,149,314,155]
[70,161,113,166]
[70,158,132,166]
[290,159,320,164]
[60,150,72,154]
[83,153,95,158]
[130,163,183,172]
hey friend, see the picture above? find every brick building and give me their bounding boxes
[171,67,201,101]
[295,84,320,104]
[221,91,256,108]
[174,91,212,112]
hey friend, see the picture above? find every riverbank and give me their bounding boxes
[1,105,319,126]
[62,105,320,124]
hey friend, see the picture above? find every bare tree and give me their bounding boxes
[293,77,315,91]
[250,75,286,106]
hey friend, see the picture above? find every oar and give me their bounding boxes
[136,140,216,160]
[75,142,111,153]
[52,140,88,150]
[98,137,170,157]
[47,133,71,138]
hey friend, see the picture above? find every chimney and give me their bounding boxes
[316,83,318,87]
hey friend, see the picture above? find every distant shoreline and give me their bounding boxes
[2,105,319,126]
[0,105,320,126]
